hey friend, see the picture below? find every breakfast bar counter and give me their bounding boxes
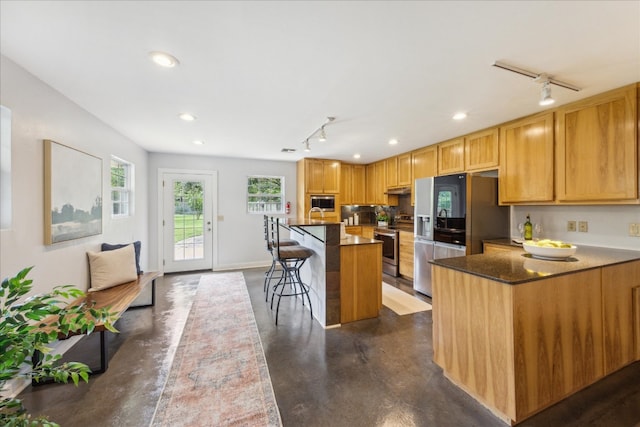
[430,245,640,425]
[280,219,382,327]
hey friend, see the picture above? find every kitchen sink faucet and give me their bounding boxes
[308,207,324,221]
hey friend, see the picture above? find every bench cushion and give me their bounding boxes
[102,241,142,274]
[88,244,138,291]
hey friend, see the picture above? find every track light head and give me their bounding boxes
[539,78,555,106]
[318,127,327,142]
[304,139,311,152]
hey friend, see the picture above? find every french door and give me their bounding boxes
[161,172,215,273]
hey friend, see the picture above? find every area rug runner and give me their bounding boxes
[151,272,282,427]
[382,282,432,315]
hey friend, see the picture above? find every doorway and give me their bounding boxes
[160,171,216,273]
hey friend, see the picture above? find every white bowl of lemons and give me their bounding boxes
[522,239,577,260]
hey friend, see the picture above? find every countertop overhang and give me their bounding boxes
[431,244,640,284]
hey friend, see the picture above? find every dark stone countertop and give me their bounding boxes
[340,235,381,246]
[431,244,640,284]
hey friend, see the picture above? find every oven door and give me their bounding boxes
[373,229,399,276]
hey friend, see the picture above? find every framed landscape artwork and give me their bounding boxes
[44,139,102,244]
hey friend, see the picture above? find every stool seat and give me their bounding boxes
[276,245,315,260]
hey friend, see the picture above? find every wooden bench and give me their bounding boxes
[32,271,160,384]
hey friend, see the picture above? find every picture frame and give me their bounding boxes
[44,139,102,244]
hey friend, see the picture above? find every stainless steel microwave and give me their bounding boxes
[310,195,335,212]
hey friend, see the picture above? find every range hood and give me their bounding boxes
[386,186,411,195]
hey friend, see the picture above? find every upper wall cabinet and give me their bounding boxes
[499,112,555,204]
[412,146,438,180]
[465,128,499,171]
[386,156,398,188]
[437,138,464,175]
[340,163,366,205]
[556,84,638,203]
[303,158,341,194]
[397,153,412,186]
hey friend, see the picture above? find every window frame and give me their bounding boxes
[247,175,285,214]
[110,156,134,218]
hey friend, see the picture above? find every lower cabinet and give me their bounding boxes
[361,226,375,239]
[602,260,640,373]
[340,243,382,323]
[399,230,414,279]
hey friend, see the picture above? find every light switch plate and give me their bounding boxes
[578,221,588,232]
[630,223,640,237]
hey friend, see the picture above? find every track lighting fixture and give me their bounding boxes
[300,116,335,152]
[318,127,327,142]
[539,78,555,106]
[492,61,580,106]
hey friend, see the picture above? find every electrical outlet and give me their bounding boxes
[630,223,640,237]
[567,220,576,232]
[578,221,588,232]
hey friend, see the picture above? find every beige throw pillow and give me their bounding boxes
[87,244,138,292]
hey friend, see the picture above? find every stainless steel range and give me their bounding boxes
[373,227,399,276]
[374,214,414,277]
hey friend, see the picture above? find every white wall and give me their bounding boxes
[512,205,640,250]
[148,153,297,271]
[0,55,149,294]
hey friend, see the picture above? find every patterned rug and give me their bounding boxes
[151,272,282,426]
[382,282,432,315]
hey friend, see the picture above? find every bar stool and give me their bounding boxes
[269,217,315,325]
[263,215,298,298]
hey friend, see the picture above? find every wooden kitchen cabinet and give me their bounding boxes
[412,146,437,179]
[340,242,382,323]
[437,138,464,175]
[340,163,353,204]
[352,165,366,204]
[556,84,638,203]
[300,158,340,194]
[386,156,398,188]
[499,112,555,204]
[366,160,397,205]
[341,163,366,205]
[601,260,640,374]
[397,153,412,186]
[399,230,414,279]
[412,146,437,205]
[465,128,499,171]
[345,225,362,236]
[361,226,375,239]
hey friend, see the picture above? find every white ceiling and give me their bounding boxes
[1,1,639,164]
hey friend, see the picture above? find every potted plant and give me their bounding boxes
[0,267,117,426]
[376,212,389,226]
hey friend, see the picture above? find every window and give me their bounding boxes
[111,156,133,217]
[247,176,284,214]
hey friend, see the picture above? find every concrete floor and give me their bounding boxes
[18,269,640,426]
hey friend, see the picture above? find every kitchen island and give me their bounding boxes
[280,219,382,327]
[430,246,640,425]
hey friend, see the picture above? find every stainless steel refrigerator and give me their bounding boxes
[413,173,509,297]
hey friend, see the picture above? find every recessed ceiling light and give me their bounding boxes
[453,112,467,120]
[353,153,361,159]
[192,140,204,145]
[388,139,398,145]
[179,113,196,121]
[149,51,179,68]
